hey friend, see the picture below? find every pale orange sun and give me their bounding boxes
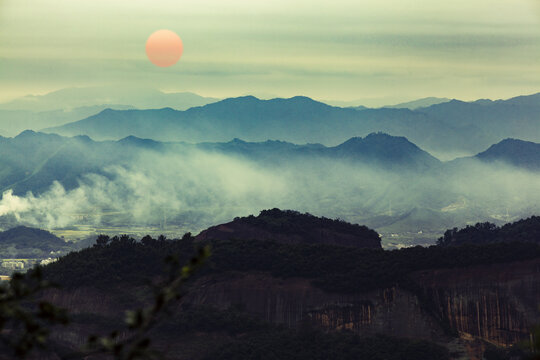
[146,29,183,67]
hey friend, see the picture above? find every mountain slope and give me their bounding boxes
[475,138,540,170]
[0,225,66,250]
[328,133,440,170]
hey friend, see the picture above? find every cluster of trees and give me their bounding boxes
[208,239,540,293]
[44,232,540,294]
[437,216,540,246]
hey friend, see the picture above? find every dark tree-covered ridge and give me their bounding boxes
[43,235,540,294]
[196,208,382,249]
[437,216,540,247]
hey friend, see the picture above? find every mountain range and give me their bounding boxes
[0,87,220,136]
[0,105,135,137]
[43,93,540,156]
[0,86,219,112]
[1,130,538,197]
[0,130,537,237]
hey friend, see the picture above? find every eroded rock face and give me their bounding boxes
[412,258,540,347]
[184,272,447,341]
[183,258,540,352]
[42,258,540,359]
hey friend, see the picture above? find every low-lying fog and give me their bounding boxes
[0,147,538,245]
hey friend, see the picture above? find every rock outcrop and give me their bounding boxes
[182,258,540,359]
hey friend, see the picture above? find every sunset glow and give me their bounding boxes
[145,30,183,67]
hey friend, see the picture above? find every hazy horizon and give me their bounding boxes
[2,85,540,110]
[2,0,540,106]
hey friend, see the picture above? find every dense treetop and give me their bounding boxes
[43,231,540,294]
[437,216,540,246]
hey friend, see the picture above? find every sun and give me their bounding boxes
[145,29,183,67]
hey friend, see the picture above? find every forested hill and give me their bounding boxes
[0,226,66,250]
[29,214,540,360]
[42,215,540,292]
[437,216,540,247]
[195,208,382,248]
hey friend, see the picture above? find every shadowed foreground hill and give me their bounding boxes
[35,214,540,359]
[195,209,382,248]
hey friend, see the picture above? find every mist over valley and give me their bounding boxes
[0,125,537,247]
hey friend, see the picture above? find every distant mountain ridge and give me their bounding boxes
[199,132,441,171]
[0,226,66,250]
[475,138,540,171]
[0,105,136,137]
[0,87,219,137]
[1,130,537,197]
[0,86,219,112]
[443,138,540,172]
[0,131,443,196]
[44,92,540,155]
[384,97,451,109]
[0,131,537,236]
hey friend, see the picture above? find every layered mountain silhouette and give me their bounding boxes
[0,105,136,137]
[0,87,219,137]
[1,131,537,197]
[0,131,430,195]
[199,132,440,171]
[44,93,540,155]
[0,86,219,112]
[0,131,537,234]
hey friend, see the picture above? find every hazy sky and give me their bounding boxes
[1,0,540,105]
